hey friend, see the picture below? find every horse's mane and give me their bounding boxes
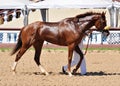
[75,12,102,18]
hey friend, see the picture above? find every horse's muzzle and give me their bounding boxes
[101,26,110,37]
[102,30,110,37]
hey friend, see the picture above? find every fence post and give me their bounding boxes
[108,5,119,27]
[23,5,29,26]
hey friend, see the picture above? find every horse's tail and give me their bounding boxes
[11,31,22,56]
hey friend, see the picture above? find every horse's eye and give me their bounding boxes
[102,20,106,25]
[103,20,105,23]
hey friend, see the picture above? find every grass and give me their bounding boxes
[0,48,11,52]
[86,47,120,51]
[0,47,120,52]
[43,47,120,51]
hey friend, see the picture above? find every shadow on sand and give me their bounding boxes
[20,71,120,76]
[59,71,120,76]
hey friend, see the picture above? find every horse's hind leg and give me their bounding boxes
[72,45,84,74]
[12,45,30,74]
[33,41,49,75]
[67,44,74,76]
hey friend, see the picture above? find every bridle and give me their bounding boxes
[83,26,110,55]
[77,15,110,55]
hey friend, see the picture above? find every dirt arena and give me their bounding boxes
[0,47,120,86]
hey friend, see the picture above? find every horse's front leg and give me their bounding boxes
[33,41,49,76]
[67,44,74,77]
[73,45,84,74]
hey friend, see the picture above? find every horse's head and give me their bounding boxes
[75,12,110,37]
[94,12,110,37]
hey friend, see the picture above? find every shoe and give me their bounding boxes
[81,73,87,75]
[62,66,67,74]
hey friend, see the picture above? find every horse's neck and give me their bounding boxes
[78,15,97,33]
[77,20,94,34]
[78,15,94,22]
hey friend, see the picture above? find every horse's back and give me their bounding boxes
[20,19,78,46]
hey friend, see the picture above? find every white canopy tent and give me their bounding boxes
[27,0,112,9]
[26,0,113,26]
[0,0,27,9]
[0,0,119,27]
[114,1,120,7]
[0,0,34,26]
[27,0,120,27]
[108,1,120,27]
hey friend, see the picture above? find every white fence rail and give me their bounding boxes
[0,30,120,44]
[0,30,19,43]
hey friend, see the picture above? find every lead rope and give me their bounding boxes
[84,33,92,55]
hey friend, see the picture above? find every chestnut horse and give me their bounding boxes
[11,12,110,76]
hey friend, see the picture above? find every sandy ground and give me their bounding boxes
[0,49,120,86]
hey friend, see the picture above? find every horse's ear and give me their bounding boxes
[102,11,106,15]
[102,11,106,19]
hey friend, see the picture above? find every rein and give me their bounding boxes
[84,32,92,55]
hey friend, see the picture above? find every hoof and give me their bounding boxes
[41,71,49,76]
[72,69,77,75]
[45,72,49,76]
[68,72,72,77]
